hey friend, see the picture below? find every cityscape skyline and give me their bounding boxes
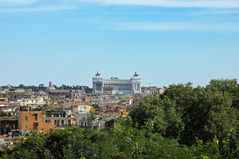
[1,0,239,87]
[0,72,238,88]
[1,1,239,157]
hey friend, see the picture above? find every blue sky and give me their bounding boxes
[0,0,239,87]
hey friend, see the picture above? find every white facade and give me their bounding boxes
[18,97,45,106]
[76,106,90,127]
[92,72,141,95]
[44,110,75,127]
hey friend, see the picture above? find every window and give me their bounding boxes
[34,114,38,121]
[25,116,28,121]
[33,122,38,130]
[56,120,60,126]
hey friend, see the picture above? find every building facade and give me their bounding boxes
[44,109,76,127]
[92,72,141,95]
[17,97,45,107]
[18,110,56,132]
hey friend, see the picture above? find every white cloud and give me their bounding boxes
[0,0,77,12]
[0,0,38,5]
[79,0,239,8]
[0,4,76,12]
[1,0,239,13]
[113,22,239,31]
[188,9,239,16]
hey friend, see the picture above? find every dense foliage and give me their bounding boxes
[130,79,239,158]
[1,79,239,158]
[1,122,219,159]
